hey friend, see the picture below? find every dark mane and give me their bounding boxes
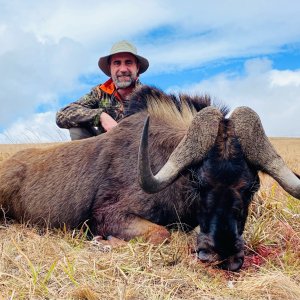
[125,85,229,118]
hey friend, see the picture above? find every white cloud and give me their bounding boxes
[2,1,300,72]
[173,58,300,137]
[270,70,300,87]
[0,111,70,143]
[0,25,91,127]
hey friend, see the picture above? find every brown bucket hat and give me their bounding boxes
[98,40,149,77]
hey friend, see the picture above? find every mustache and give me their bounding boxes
[116,72,132,76]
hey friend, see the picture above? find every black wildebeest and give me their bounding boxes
[0,86,299,271]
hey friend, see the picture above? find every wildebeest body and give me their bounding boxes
[1,86,299,271]
[0,110,195,234]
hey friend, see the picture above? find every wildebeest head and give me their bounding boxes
[191,119,260,271]
[138,92,300,271]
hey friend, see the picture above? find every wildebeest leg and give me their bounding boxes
[120,216,171,244]
[93,217,170,247]
[92,235,128,247]
[92,216,171,245]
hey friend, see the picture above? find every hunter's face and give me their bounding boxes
[110,53,139,89]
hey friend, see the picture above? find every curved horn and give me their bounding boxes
[230,106,300,199]
[138,106,223,193]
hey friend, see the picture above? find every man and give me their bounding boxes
[56,40,149,140]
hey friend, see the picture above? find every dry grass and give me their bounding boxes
[0,139,300,299]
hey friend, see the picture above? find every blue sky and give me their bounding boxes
[1,0,300,143]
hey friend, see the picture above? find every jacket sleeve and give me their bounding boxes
[56,87,105,129]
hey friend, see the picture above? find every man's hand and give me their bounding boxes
[100,112,118,132]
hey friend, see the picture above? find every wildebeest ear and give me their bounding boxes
[179,94,212,112]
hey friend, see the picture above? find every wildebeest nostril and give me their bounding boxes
[219,255,244,272]
[229,257,244,271]
[197,249,214,263]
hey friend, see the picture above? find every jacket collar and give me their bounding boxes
[99,78,141,101]
[99,78,121,100]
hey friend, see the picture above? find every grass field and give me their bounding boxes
[0,139,299,299]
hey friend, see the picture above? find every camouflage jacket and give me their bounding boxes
[56,78,138,132]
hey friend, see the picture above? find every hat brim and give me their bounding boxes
[98,53,149,77]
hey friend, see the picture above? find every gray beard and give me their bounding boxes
[114,79,134,89]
